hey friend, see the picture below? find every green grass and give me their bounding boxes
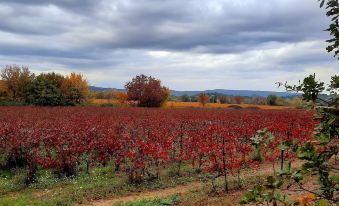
[0,162,202,206]
[0,160,284,206]
[0,101,27,106]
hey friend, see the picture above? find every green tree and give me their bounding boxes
[190,95,198,102]
[328,75,339,109]
[266,94,278,105]
[218,96,229,104]
[180,94,191,102]
[40,72,65,88]
[241,1,339,202]
[319,0,339,58]
[284,74,325,108]
[241,75,338,205]
[25,75,63,106]
[209,94,218,103]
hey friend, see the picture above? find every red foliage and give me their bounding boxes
[0,107,316,182]
[234,96,244,104]
[125,74,170,107]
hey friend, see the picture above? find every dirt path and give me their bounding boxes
[87,161,304,206]
[89,182,202,206]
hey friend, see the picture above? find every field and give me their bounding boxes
[0,106,316,205]
[91,99,290,110]
[164,101,290,109]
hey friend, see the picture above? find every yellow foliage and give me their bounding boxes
[163,101,290,110]
[0,80,7,92]
[114,92,128,104]
[0,65,33,101]
[68,73,89,95]
[62,73,90,100]
[290,96,304,108]
[275,96,283,106]
[90,99,291,109]
[298,193,316,206]
[0,80,8,98]
[91,99,119,104]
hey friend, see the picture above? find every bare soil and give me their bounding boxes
[88,182,202,206]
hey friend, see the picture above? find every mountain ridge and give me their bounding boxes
[90,86,299,97]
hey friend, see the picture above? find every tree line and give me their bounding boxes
[0,66,170,107]
[175,92,302,107]
[0,65,90,106]
[0,65,310,108]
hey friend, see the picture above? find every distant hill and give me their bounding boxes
[90,86,299,97]
[90,86,124,92]
[171,89,300,97]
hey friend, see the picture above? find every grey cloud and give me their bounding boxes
[0,0,337,91]
[0,0,331,54]
[4,0,98,13]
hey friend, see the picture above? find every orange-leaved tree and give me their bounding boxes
[234,96,244,104]
[0,65,34,101]
[0,80,8,100]
[125,74,170,107]
[61,73,90,105]
[114,91,128,105]
[198,92,209,107]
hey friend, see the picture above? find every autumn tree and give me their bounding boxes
[40,72,65,88]
[0,65,34,101]
[275,96,283,106]
[251,96,267,105]
[114,91,128,104]
[94,90,115,99]
[180,94,191,102]
[125,74,170,107]
[0,67,90,106]
[234,96,244,104]
[0,80,8,100]
[198,92,209,107]
[61,73,90,105]
[289,96,304,108]
[218,96,228,104]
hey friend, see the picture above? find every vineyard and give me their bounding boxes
[0,107,316,192]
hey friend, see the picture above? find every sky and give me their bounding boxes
[0,0,338,91]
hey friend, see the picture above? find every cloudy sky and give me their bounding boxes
[0,0,337,91]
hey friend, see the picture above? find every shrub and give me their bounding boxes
[125,74,170,107]
[25,75,63,106]
[227,105,242,109]
[100,103,120,107]
[246,106,261,110]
